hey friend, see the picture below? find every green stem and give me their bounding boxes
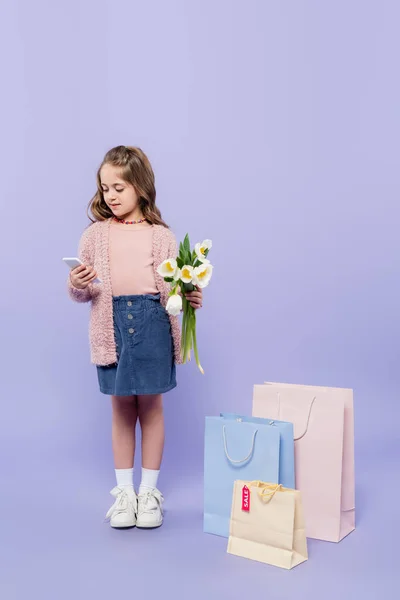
[180,298,187,362]
[183,304,188,362]
[191,310,204,374]
[185,305,194,361]
[181,296,193,363]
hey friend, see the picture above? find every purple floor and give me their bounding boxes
[0,445,395,599]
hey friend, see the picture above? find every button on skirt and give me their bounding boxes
[96,294,177,396]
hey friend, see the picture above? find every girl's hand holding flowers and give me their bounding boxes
[184,286,202,309]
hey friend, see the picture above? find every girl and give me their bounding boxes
[68,145,203,529]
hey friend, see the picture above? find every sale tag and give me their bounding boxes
[242,485,250,512]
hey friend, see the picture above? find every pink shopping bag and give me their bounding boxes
[252,382,355,542]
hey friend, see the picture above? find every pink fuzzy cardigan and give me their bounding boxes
[67,219,181,366]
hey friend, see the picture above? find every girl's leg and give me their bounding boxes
[137,394,164,472]
[111,394,138,469]
[136,394,165,527]
[106,395,138,528]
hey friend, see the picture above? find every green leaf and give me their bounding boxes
[164,277,174,283]
[179,235,192,265]
[183,233,191,254]
[176,257,184,269]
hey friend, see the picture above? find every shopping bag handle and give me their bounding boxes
[222,425,258,465]
[248,481,283,503]
[277,393,317,440]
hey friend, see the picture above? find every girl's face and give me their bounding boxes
[100,163,141,220]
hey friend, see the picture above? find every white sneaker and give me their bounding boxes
[136,488,164,528]
[105,486,137,528]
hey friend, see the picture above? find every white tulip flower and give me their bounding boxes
[180,265,194,284]
[193,263,213,288]
[166,293,183,316]
[195,239,212,263]
[157,258,178,279]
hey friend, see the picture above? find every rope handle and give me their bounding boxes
[276,392,317,440]
[222,425,258,465]
[246,481,284,503]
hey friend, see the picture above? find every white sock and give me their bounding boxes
[139,468,160,495]
[115,468,134,492]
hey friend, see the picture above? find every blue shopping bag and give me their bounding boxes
[204,415,281,538]
[221,413,295,489]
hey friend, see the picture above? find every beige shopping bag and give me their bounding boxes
[227,480,308,570]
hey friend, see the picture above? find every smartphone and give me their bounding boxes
[62,257,102,284]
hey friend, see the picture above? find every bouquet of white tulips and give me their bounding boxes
[157,235,213,374]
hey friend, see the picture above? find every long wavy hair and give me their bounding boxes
[87,145,168,227]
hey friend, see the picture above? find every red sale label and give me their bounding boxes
[242,485,250,512]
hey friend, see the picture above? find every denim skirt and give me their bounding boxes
[96,293,177,396]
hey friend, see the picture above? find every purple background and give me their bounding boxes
[1,0,398,597]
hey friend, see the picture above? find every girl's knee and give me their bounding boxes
[137,394,163,417]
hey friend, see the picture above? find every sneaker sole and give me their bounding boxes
[110,521,136,529]
[136,521,163,529]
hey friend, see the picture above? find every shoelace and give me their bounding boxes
[138,491,161,515]
[104,488,135,522]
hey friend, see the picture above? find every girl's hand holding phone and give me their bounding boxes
[70,264,98,289]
